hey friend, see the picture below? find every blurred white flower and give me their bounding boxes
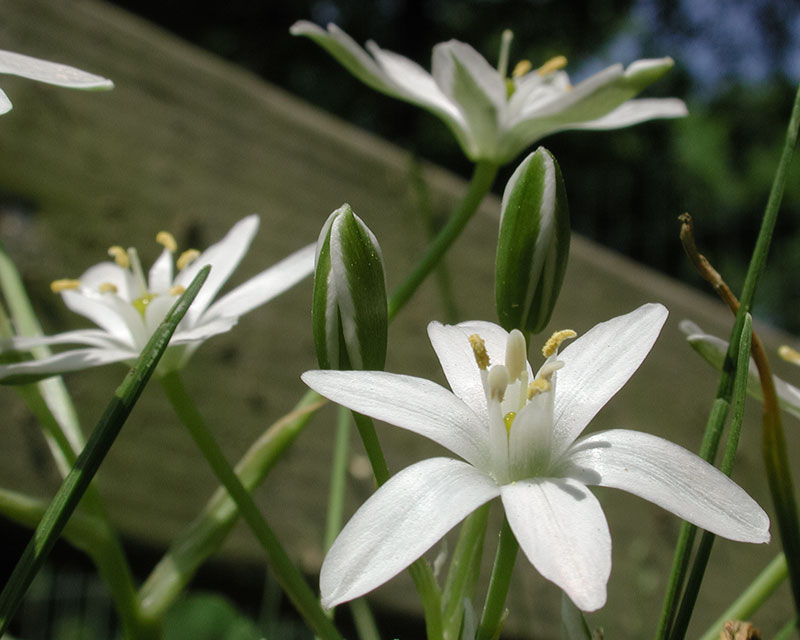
[0,49,113,115]
[303,304,769,611]
[291,23,687,163]
[0,216,314,381]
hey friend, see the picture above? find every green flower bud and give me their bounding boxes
[313,204,387,370]
[495,147,570,335]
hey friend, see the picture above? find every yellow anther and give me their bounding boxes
[527,377,551,399]
[169,284,185,296]
[536,55,568,76]
[512,60,532,78]
[98,282,118,294]
[177,249,201,270]
[156,231,177,253]
[108,245,130,268]
[779,345,800,366]
[542,329,577,357]
[50,279,81,293]
[503,411,516,434]
[469,334,490,370]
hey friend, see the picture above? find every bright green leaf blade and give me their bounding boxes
[0,265,210,636]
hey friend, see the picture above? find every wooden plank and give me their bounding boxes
[0,1,797,636]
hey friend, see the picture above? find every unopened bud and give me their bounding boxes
[495,147,570,335]
[312,204,387,370]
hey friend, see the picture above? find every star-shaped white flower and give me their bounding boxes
[302,304,769,611]
[0,49,113,115]
[290,22,688,163]
[0,215,315,382]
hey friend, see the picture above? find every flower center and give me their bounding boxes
[51,231,199,318]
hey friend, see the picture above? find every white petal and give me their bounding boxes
[301,370,490,469]
[551,303,668,455]
[501,477,611,611]
[143,295,176,335]
[0,88,11,114]
[321,457,499,608]
[565,98,688,131]
[148,249,174,294]
[680,319,800,422]
[4,329,123,351]
[0,347,135,383]
[78,261,136,302]
[175,215,260,323]
[0,49,113,89]
[171,318,238,344]
[202,242,315,322]
[560,429,770,543]
[61,290,145,347]
[289,22,394,95]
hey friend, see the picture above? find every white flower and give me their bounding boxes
[290,22,688,163]
[0,215,315,382]
[302,304,769,611]
[680,319,800,422]
[0,49,113,115]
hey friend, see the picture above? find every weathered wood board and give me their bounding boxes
[0,1,797,636]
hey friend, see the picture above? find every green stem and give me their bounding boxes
[159,371,343,640]
[349,598,381,640]
[442,505,490,640]
[388,161,498,321]
[774,616,800,640]
[324,406,352,553]
[351,412,390,486]
[668,316,753,640]
[408,560,444,640]
[476,517,518,640]
[698,553,787,640]
[0,267,209,637]
[139,390,324,621]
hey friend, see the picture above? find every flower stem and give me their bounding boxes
[698,552,787,640]
[160,371,343,640]
[324,406,353,552]
[351,412,390,486]
[476,517,518,640]
[388,161,499,321]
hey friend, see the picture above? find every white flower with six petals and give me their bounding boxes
[303,303,769,611]
[0,215,315,382]
[290,22,688,163]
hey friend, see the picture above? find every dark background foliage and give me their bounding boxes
[111,0,800,332]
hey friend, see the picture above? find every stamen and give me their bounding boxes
[488,365,509,402]
[538,360,564,381]
[156,231,177,253]
[50,279,81,293]
[779,345,800,366]
[536,55,568,76]
[169,285,185,296]
[512,60,532,78]
[527,377,551,399]
[505,329,527,382]
[127,247,148,295]
[177,249,201,270]
[497,29,513,77]
[503,411,516,434]
[542,329,577,357]
[469,334,490,370]
[108,245,129,268]
[98,282,118,294]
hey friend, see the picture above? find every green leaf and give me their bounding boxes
[164,593,262,640]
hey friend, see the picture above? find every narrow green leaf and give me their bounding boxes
[0,265,210,636]
[560,592,593,640]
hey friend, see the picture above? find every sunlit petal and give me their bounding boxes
[502,477,611,611]
[321,457,499,608]
[561,429,770,543]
